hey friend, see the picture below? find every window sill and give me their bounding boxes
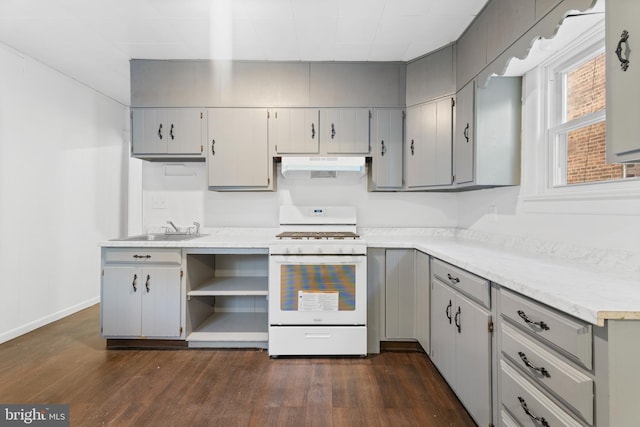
[521,179,640,215]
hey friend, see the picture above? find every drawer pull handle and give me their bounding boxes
[517,310,550,331]
[133,254,151,259]
[447,273,460,284]
[518,396,550,427]
[446,299,452,324]
[518,351,551,378]
[132,274,137,292]
[454,306,461,333]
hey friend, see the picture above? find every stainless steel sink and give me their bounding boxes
[115,233,204,242]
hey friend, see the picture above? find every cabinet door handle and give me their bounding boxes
[518,397,550,427]
[446,299,452,324]
[616,30,630,71]
[211,139,215,155]
[381,140,386,156]
[518,351,551,378]
[463,123,469,142]
[145,274,150,293]
[454,306,461,333]
[158,123,163,140]
[311,123,316,139]
[410,139,415,155]
[170,123,175,140]
[331,123,336,139]
[517,310,550,331]
[132,274,137,292]
[447,273,460,284]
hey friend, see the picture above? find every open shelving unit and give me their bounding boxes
[185,248,269,348]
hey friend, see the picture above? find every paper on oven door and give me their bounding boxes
[298,291,339,311]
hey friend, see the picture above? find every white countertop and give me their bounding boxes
[101,227,640,326]
[100,228,279,249]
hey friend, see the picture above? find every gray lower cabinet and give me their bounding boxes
[385,249,416,339]
[131,108,207,158]
[430,259,492,427]
[366,248,429,351]
[207,108,272,190]
[497,288,594,426]
[606,0,640,163]
[454,77,522,189]
[497,287,640,427]
[101,248,183,339]
[414,251,430,353]
[370,109,404,190]
[405,97,454,189]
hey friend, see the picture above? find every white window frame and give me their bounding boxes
[521,20,640,215]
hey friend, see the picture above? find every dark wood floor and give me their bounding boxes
[0,305,476,427]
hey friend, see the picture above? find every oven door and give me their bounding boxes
[269,254,366,326]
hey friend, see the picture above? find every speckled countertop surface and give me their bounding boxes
[101,227,640,326]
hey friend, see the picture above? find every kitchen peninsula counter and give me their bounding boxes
[362,228,640,327]
[101,227,640,326]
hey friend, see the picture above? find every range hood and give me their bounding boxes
[280,156,366,178]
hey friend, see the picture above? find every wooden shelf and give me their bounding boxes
[187,312,268,342]
[188,276,268,296]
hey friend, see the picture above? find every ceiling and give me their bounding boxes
[0,0,489,105]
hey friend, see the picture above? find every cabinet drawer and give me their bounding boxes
[500,360,584,427]
[500,289,592,369]
[501,323,593,425]
[431,258,490,308]
[103,248,182,265]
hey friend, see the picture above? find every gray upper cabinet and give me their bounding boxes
[309,62,406,107]
[454,82,475,185]
[456,8,488,91]
[406,45,456,106]
[406,97,453,189]
[207,108,272,190]
[131,108,206,158]
[454,77,521,189]
[370,109,404,190]
[606,0,640,163]
[321,109,370,154]
[485,0,536,65]
[535,0,563,18]
[269,109,320,154]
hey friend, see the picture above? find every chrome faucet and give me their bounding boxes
[193,221,200,235]
[166,220,179,233]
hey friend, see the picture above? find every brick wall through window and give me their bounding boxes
[565,53,637,184]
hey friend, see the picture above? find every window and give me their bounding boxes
[548,30,638,187]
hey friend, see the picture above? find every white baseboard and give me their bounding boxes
[0,297,100,345]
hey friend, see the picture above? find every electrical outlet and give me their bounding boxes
[152,196,168,209]
[489,204,498,222]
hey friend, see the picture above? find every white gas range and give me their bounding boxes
[268,206,367,357]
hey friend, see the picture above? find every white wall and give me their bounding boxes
[139,162,458,231]
[457,186,640,254]
[0,43,128,344]
[457,66,640,261]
